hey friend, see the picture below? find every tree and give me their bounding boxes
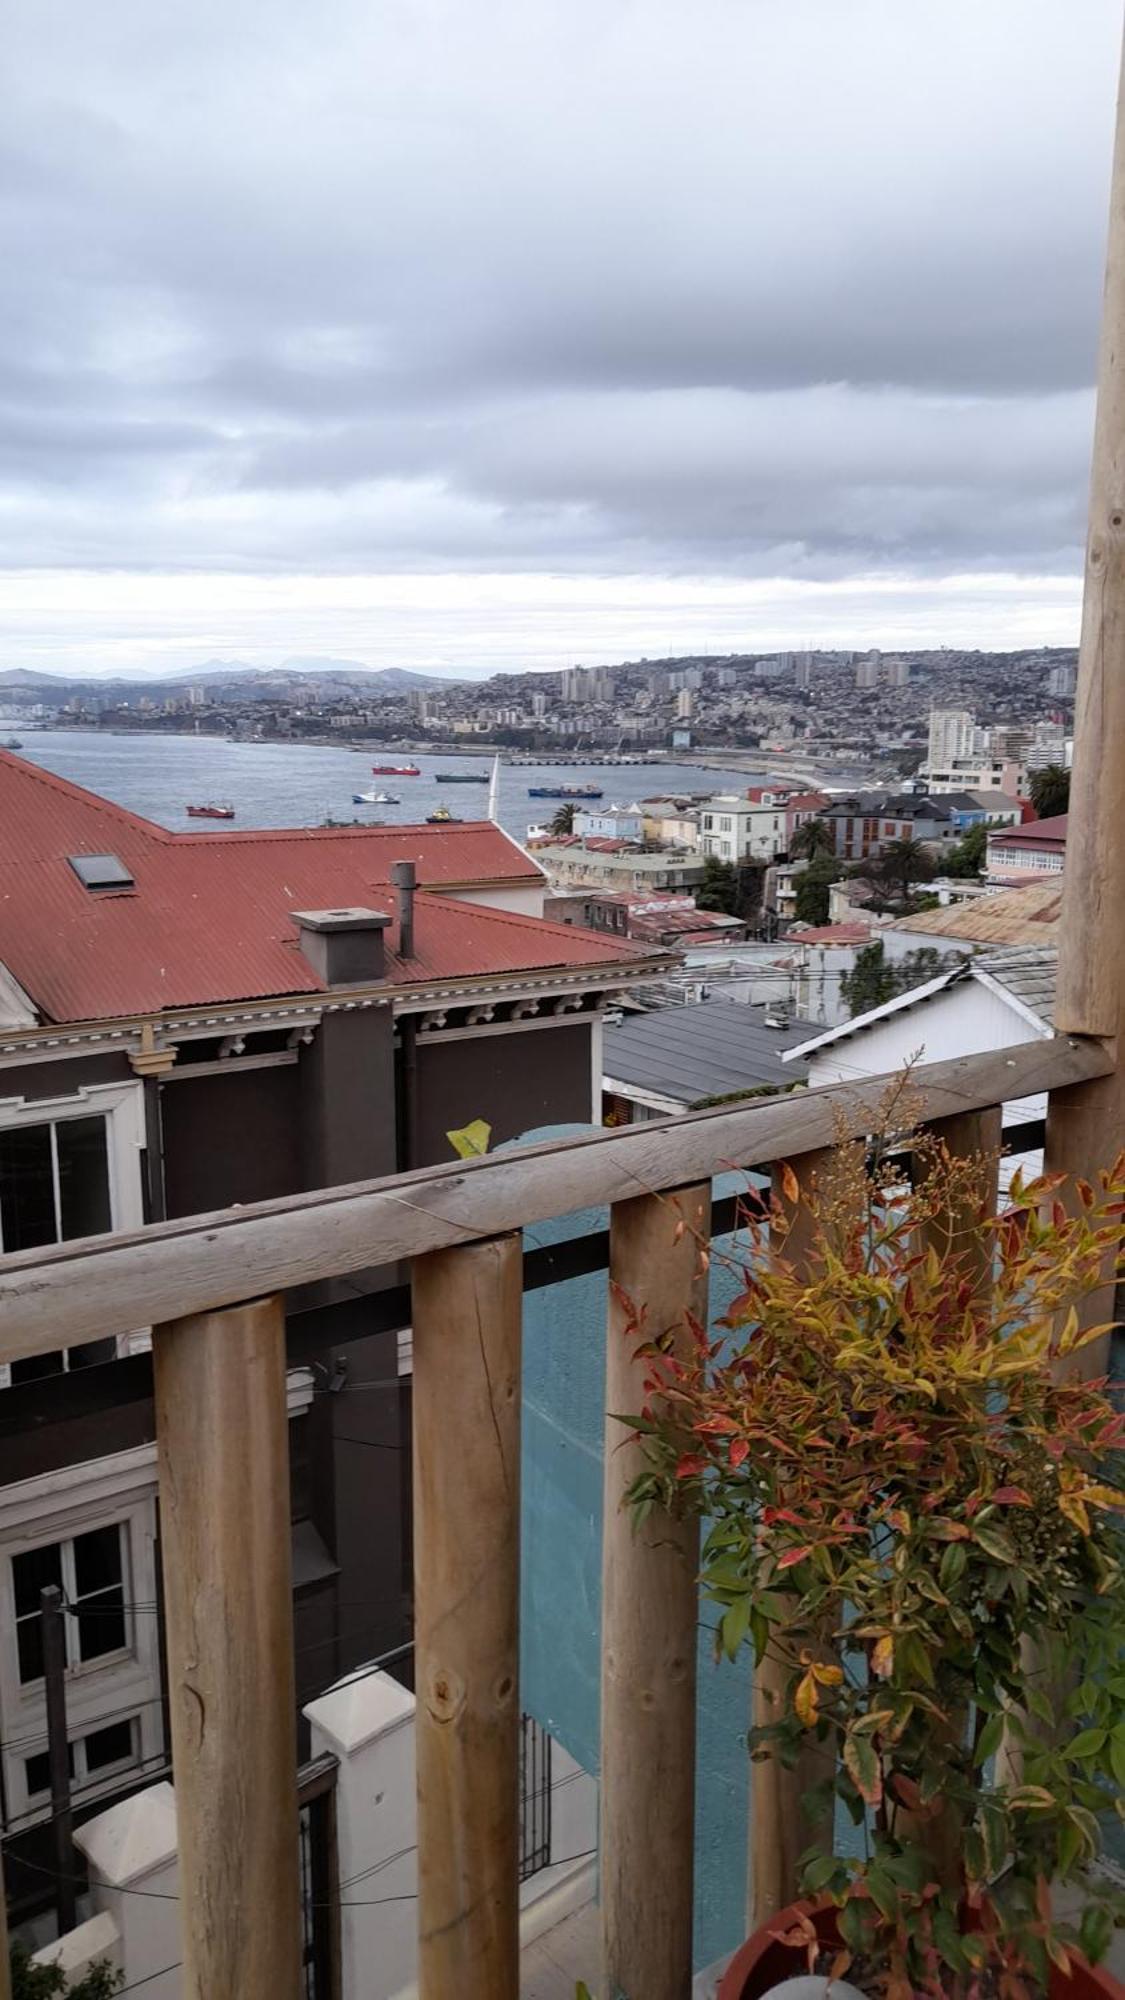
[1029,763,1070,818]
[549,802,575,836]
[10,1945,122,1998]
[789,816,835,863]
[839,941,951,1019]
[877,835,934,904]
[942,819,987,878]
[695,855,739,914]
[792,856,839,926]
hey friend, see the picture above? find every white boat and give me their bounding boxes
[353,789,401,805]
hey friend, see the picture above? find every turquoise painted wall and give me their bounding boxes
[511,1125,756,1971]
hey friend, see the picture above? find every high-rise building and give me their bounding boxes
[1046,663,1077,698]
[928,708,980,766]
[855,659,881,689]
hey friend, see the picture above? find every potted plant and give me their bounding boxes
[621,1097,1125,2000]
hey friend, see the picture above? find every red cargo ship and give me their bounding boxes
[371,763,420,777]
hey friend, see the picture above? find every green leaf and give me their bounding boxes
[721,1595,751,1662]
[865,1867,899,1922]
[939,1541,967,1590]
[973,1522,1017,1564]
[749,1607,770,1666]
[1067,1726,1108,1762]
[1057,1815,1083,1876]
[804,1853,842,1893]
[979,1802,1009,1877]
[975,1712,1005,1766]
[843,1730,883,1806]
[1081,1905,1114,1965]
[1111,1723,1125,1791]
[1027,1686,1054,1728]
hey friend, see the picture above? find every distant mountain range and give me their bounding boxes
[0,657,451,694]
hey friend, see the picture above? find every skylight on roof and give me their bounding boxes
[68,853,135,891]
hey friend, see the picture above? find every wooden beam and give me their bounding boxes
[1046,27,1125,1372]
[749,1152,836,1930]
[153,1295,301,2000]
[0,1040,1110,1363]
[601,1183,710,2000]
[412,1235,522,2000]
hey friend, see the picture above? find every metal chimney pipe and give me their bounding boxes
[392,859,417,958]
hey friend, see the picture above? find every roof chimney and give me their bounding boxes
[391,860,417,960]
[291,907,391,987]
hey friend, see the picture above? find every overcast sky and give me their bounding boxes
[1,0,1121,678]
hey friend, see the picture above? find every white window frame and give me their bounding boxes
[0,1081,146,1387]
[0,1444,162,1830]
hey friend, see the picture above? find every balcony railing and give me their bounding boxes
[0,1032,1118,2000]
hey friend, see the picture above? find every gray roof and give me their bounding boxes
[974,947,1057,1027]
[604,999,809,1107]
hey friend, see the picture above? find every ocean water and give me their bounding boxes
[5,729,771,841]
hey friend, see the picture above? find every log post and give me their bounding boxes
[749,1152,836,1931]
[412,1234,522,2000]
[0,1845,11,2000]
[1046,22,1125,1375]
[602,1182,711,2000]
[153,1295,301,2000]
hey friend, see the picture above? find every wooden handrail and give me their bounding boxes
[0,1036,1110,1365]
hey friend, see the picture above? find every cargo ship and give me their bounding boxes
[434,770,489,783]
[372,763,420,776]
[527,784,603,800]
[185,802,236,820]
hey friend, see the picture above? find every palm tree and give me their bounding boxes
[549,802,576,836]
[879,835,934,904]
[789,816,835,862]
[1028,763,1070,819]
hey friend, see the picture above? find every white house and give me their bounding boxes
[783,947,1058,1191]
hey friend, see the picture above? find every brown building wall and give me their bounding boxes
[412,1018,594,1166]
[160,1063,303,1217]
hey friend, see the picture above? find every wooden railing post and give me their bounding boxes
[749,1152,836,1931]
[602,1182,711,2000]
[1046,21,1125,1374]
[153,1296,301,2000]
[412,1235,522,2000]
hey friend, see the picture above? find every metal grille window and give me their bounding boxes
[518,1713,552,1882]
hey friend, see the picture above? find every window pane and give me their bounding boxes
[0,1123,56,1253]
[84,1719,135,1772]
[13,1542,63,1619]
[74,1588,126,1661]
[73,1526,122,1598]
[24,1743,74,1798]
[56,1118,111,1240]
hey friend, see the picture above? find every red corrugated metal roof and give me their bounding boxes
[991,813,1069,847]
[0,752,658,1023]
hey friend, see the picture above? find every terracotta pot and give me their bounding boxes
[718,1897,1125,2000]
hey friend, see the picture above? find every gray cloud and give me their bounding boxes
[0,0,1120,619]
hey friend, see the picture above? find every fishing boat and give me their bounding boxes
[4,737,22,750]
[371,763,420,776]
[185,802,236,820]
[527,784,604,800]
[353,789,401,805]
[425,804,461,824]
[434,770,489,783]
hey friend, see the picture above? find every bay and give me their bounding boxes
[5,730,778,842]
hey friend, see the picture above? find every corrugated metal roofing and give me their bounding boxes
[0,751,661,1024]
[604,999,809,1106]
[974,947,1057,1026]
[890,882,1062,945]
[991,814,1068,847]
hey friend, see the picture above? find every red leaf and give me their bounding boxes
[780,1160,800,1204]
[777,1544,815,1570]
[992,1487,1032,1507]
[675,1454,705,1479]
[729,1438,749,1469]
